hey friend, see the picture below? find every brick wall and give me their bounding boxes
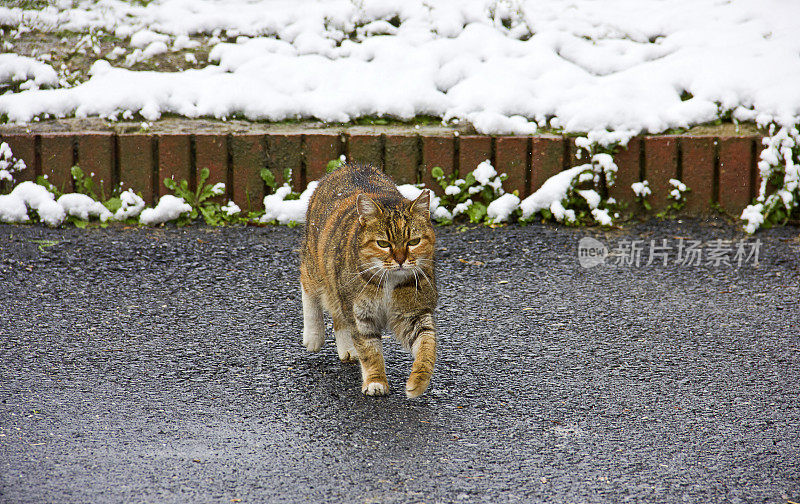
[0,130,761,215]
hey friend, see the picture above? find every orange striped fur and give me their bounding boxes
[300,162,437,398]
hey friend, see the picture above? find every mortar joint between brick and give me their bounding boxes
[453,135,461,178]
[261,134,270,195]
[414,134,423,185]
[189,134,197,194]
[749,138,758,202]
[524,136,533,197]
[379,133,386,172]
[112,134,120,189]
[151,135,160,201]
[299,133,308,190]
[638,137,646,182]
[225,134,234,202]
[33,134,42,178]
[712,137,720,205]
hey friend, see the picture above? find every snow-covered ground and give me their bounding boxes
[1,0,799,135]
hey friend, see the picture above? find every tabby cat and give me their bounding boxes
[300,162,437,398]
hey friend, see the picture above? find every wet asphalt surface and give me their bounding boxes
[0,218,798,504]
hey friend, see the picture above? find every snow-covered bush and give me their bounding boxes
[429,160,511,223]
[0,142,27,193]
[518,164,616,227]
[741,122,800,233]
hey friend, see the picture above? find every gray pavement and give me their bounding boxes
[0,219,798,503]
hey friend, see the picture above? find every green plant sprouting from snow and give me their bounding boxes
[163,167,241,225]
[657,179,690,218]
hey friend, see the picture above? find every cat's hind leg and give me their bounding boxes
[332,316,358,363]
[301,282,325,352]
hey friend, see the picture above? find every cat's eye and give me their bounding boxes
[408,238,421,246]
[376,240,391,248]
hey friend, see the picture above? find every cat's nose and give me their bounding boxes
[393,250,407,266]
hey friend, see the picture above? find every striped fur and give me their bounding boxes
[300,162,438,398]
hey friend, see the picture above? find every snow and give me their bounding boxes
[0,53,58,89]
[1,0,799,135]
[221,200,241,216]
[519,165,588,219]
[0,192,28,223]
[113,189,146,220]
[129,30,170,49]
[261,181,318,225]
[741,203,765,234]
[591,208,613,226]
[139,194,192,225]
[472,160,496,186]
[577,189,601,210]
[57,193,112,222]
[668,178,688,200]
[444,185,461,196]
[631,181,651,198]
[486,193,520,223]
[2,181,66,226]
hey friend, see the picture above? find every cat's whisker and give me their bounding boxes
[346,263,383,285]
[417,267,434,290]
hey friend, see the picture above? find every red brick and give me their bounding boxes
[420,135,455,195]
[118,134,155,205]
[347,133,382,169]
[458,136,491,176]
[494,136,529,196]
[267,134,302,192]
[305,133,342,183]
[718,137,755,215]
[77,133,114,200]
[195,134,229,200]
[0,134,37,182]
[230,134,266,212]
[40,133,74,193]
[609,137,642,208]
[530,136,563,192]
[158,134,191,194]
[680,137,716,214]
[644,137,678,212]
[384,135,419,186]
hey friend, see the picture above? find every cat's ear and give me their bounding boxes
[409,190,430,216]
[357,194,381,224]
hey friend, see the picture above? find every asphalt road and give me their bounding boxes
[1,219,798,504]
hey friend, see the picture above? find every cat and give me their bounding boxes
[299,162,437,398]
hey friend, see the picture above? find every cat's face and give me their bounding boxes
[357,191,435,286]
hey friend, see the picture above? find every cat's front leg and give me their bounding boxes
[352,334,389,395]
[392,312,436,398]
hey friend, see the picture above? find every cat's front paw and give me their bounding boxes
[302,328,324,352]
[362,381,389,396]
[405,370,431,398]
